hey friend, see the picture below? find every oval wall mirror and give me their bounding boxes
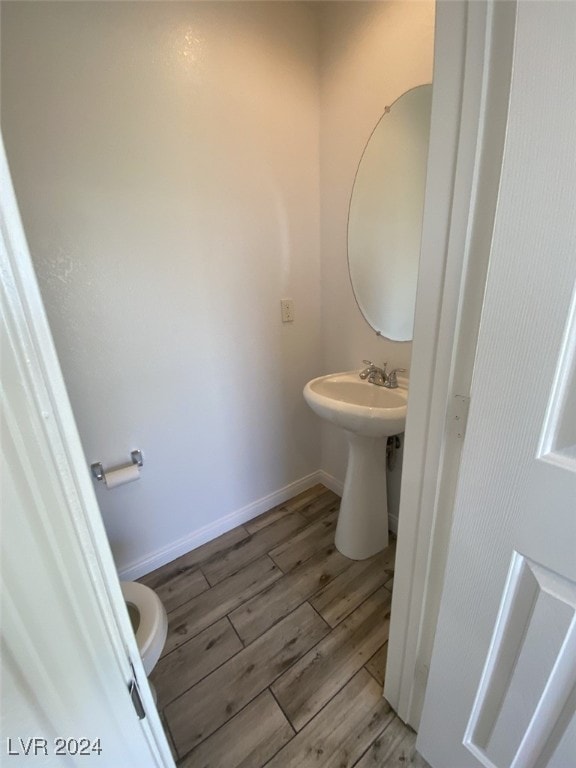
[348,84,432,341]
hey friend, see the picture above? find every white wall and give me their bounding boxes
[1,0,434,575]
[317,1,435,487]
[1,1,322,576]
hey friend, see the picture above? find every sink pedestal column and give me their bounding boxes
[335,431,389,560]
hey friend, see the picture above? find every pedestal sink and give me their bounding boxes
[304,371,408,559]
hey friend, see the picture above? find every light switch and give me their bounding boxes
[281,299,294,323]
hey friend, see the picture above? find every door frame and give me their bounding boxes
[385,0,517,728]
[1,0,514,747]
[1,136,175,765]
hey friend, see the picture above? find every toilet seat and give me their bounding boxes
[120,581,168,675]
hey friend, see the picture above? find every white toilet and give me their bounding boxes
[120,581,168,685]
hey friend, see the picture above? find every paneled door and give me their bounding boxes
[416,2,576,767]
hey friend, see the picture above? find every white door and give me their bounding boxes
[1,138,174,766]
[416,3,576,767]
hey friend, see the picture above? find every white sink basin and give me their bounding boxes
[304,371,407,437]
[303,370,408,560]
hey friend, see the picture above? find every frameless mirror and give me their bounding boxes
[348,84,432,341]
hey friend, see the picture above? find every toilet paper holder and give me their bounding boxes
[91,450,143,481]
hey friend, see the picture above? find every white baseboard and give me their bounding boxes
[118,471,327,580]
[317,470,344,496]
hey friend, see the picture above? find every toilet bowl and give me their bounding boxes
[120,581,168,676]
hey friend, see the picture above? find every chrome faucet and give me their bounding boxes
[359,360,406,388]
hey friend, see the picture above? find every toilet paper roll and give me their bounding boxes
[104,463,140,489]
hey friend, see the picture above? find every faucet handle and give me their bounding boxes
[360,360,375,379]
[387,367,407,388]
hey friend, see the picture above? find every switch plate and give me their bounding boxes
[281,299,294,323]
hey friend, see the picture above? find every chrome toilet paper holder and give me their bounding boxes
[91,449,143,481]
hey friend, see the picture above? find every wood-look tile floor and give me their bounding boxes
[140,484,430,768]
